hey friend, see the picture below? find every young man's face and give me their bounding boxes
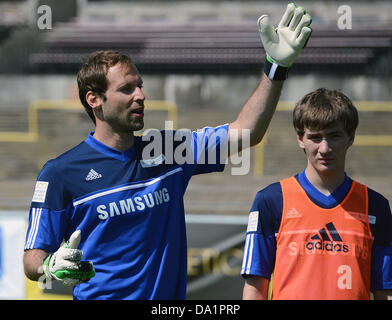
[297,122,354,175]
[101,62,145,133]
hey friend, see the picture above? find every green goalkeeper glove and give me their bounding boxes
[258,3,312,80]
[43,230,95,286]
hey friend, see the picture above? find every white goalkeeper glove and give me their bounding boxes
[43,230,95,286]
[258,3,312,80]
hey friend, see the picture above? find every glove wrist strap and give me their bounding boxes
[263,55,290,81]
[42,253,53,279]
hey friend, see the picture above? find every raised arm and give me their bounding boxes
[229,3,312,151]
[229,74,283,149]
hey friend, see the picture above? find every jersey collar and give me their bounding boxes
[85,132,136,162]
[297,169,352,209]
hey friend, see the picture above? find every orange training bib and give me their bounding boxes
[272,177,373,300]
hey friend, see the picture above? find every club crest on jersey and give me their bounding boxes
[305,222,349,253]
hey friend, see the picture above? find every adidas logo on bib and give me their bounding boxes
[86,169,103,181]
[305,222,349,253]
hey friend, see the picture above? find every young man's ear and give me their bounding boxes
[297,134,305,150]
[347,133,355,148]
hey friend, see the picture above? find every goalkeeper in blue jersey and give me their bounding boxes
[23,4,312,299]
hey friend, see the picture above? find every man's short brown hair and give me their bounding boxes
[77,50,133,124]
[293,88,359,137]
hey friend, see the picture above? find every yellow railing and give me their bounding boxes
[0,131,39,143]
[0,100,391,174]
[0,99,178,168]
[253,101,392,176]
[27,99,178,135]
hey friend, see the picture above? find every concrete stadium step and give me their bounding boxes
[184,173,284,215]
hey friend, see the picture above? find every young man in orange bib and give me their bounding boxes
[241,88,392,300]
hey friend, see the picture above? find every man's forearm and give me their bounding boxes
[242,276,270,300]
[23,249,47,281]
[229,73,283,148]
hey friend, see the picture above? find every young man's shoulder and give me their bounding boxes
[367,186,390,205]
[254,175,298,202]
[347,178,391,235]
[255,181,282,201]
[366,185,391,219]
[253,181,284,216]
[351,178,390,207]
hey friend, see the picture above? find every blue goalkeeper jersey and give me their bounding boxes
[24,124,228,300]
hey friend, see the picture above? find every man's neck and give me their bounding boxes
[93,126,134,152]
[304,167,346,196]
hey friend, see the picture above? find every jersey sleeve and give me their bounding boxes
[369,189,392,290]
[190,124,228,175]
[241,182,283,280]
[24,160,71,253]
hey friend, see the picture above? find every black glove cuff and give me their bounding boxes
[43,253,51,264]
[263,57,290,81]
